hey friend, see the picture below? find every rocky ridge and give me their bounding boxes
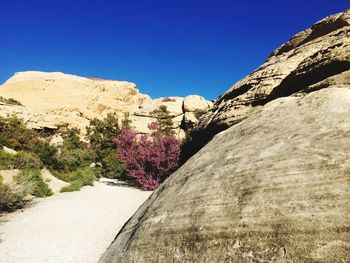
[196,9,350,139]
[0,71,212,139]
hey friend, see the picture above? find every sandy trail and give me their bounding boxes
[0,178,151,263]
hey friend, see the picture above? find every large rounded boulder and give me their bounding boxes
[99,88,350,263]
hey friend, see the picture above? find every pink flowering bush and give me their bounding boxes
[113,122,180,190]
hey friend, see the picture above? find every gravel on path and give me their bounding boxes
[0,178,151,263]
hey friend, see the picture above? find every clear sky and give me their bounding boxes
[0,1,349,100]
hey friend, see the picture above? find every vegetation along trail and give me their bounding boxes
[0,178,151,263]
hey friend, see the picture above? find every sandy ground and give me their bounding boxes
[0,178,151,263]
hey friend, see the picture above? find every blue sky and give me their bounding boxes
[0,1,348,99]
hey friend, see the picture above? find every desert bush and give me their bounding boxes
[99,149,126,179]
[58,125,86,150]
[0,96,23,106]
[0,175,29,212]
[14,169,52,197]
[47,125,95,174]
[60,179,84,192]
[0,148,14,169]
[54,148,94,173]
[59,167,100,192]
[150,105,175,136]
[161,97,176,102]
[114,123,180,190]
[0,116,58,168]
[0,116,38,150]
[86,113,126,178]
[12,151,43,169]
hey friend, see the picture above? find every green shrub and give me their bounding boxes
[0,148,14,169]
[33,143,58,169]
[0,116,58,168]
[0,175,30,212]
[100,150,126,179]
[0,96,23,106]
[0,116,38,151]
[12,151,43,169]
[150,105,175,136]
[60,179,84,192]
[59,167,100,192]
[86,113,126,178]
[161,97,176,102]
[14,169,52,197]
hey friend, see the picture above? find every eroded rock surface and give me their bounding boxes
[99,88,350,263]
[197,9,350,136]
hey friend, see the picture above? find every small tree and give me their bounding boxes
[150,105,175,136]
[86,113,126,178]
[114,123,180,190]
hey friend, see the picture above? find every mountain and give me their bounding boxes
[99,9,350,263]
[0,71,212,139]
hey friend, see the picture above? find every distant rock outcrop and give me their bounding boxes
[99,10,350,263]
[0,71,212,139]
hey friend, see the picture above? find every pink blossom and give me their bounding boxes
[114,124,180,190]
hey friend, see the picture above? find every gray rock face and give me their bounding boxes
[99,9,350,263]
[100,88,350,262]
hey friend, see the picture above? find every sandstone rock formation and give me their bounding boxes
[180,9,350,162]
[197,9,350,137]
[0,71,212,139]
[100,88,350,263]
[99,10,350,263]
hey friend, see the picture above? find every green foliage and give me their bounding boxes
[0,175,28,212]
[34,143,58,168]
[86,113,126,178]
[58,125,85,149]
[0,96,23,106]
[0,148,14,169]
[86,113,120,150]
[60,180,84,192]
[53,148,95,173]
[161,97,176,102]
[14,169,53,198]
[100,149,126,179]
[150,105,175,136]
[12,151,43,169]
[59,167,100,192]
[47,125,95,174]
[0,116,58,168]
[121,112,132,129]
[0,116,39,150]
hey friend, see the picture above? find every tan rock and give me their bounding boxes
[49,134,64,147]
[2,146,17,155]
[99,88,350,263]
[183,95,213,112]
[0,72,211,138]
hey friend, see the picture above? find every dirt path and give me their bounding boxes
[0,178,151,263]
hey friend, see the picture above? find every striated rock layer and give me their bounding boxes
[100,88,350,262]
[192,9,350,146]
[0,71,212,139]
